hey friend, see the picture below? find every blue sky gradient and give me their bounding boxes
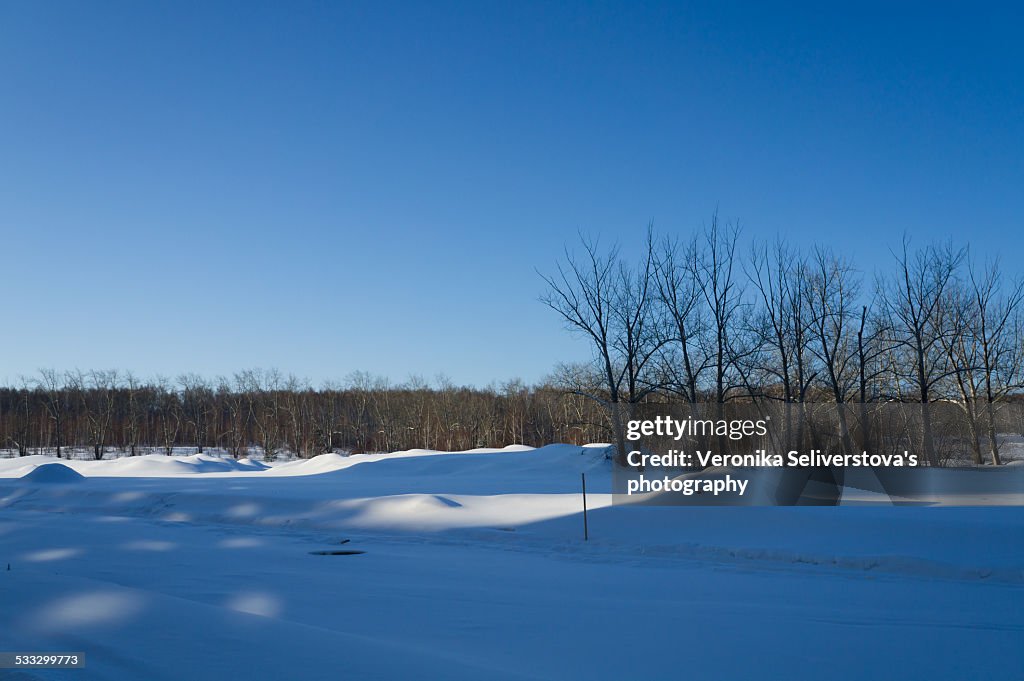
[2,2,1022,385]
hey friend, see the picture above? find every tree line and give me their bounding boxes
[0,370,607,460]
[541,216,1024,466]
[3,216,1021,465]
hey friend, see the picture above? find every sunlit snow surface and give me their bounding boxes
[1,446,1021,680]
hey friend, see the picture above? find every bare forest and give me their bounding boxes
[4,218,1023,465]
[0,371,606,461]
[540,218,1024,466]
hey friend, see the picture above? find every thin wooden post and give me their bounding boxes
[581,472,589,541]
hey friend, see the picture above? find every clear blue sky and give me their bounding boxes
[1,1,1021,386]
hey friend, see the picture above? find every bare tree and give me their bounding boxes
[969,259,1024,464]
[8,376,34,456]
[652,232,709,403]
[610,231,664,404]
[695,215,748,405]
[281,374,313,457]
[36,369,67,458]
[806,248,861,452]
[153,376,182,456]
[238,369,284,461]
[942,258,1024,464]
[880,238,965,465]
[179,373,212,454]
[217,376,248,458]
[122,371,143,456]
[847,296,891,452]
[540,233,661,462]
[78,369,118,460]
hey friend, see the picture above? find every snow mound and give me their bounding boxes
[268,453,351,475]
[90,454,270,476]
[462,445,536,454]
[178,454,272,473]
[275,444,612,496]
[237,458,269,470]
[371,494,465,514]
[104,455,198,475]
[20,463,86,484]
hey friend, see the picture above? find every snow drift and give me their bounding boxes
[0,444,1021,681]
[20,462,86,484]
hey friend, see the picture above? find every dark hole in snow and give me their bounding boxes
[309,550,365,556]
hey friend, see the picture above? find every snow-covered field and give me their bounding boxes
[1,445,1022,680]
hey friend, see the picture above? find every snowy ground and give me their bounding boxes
[1,445,1022,680]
